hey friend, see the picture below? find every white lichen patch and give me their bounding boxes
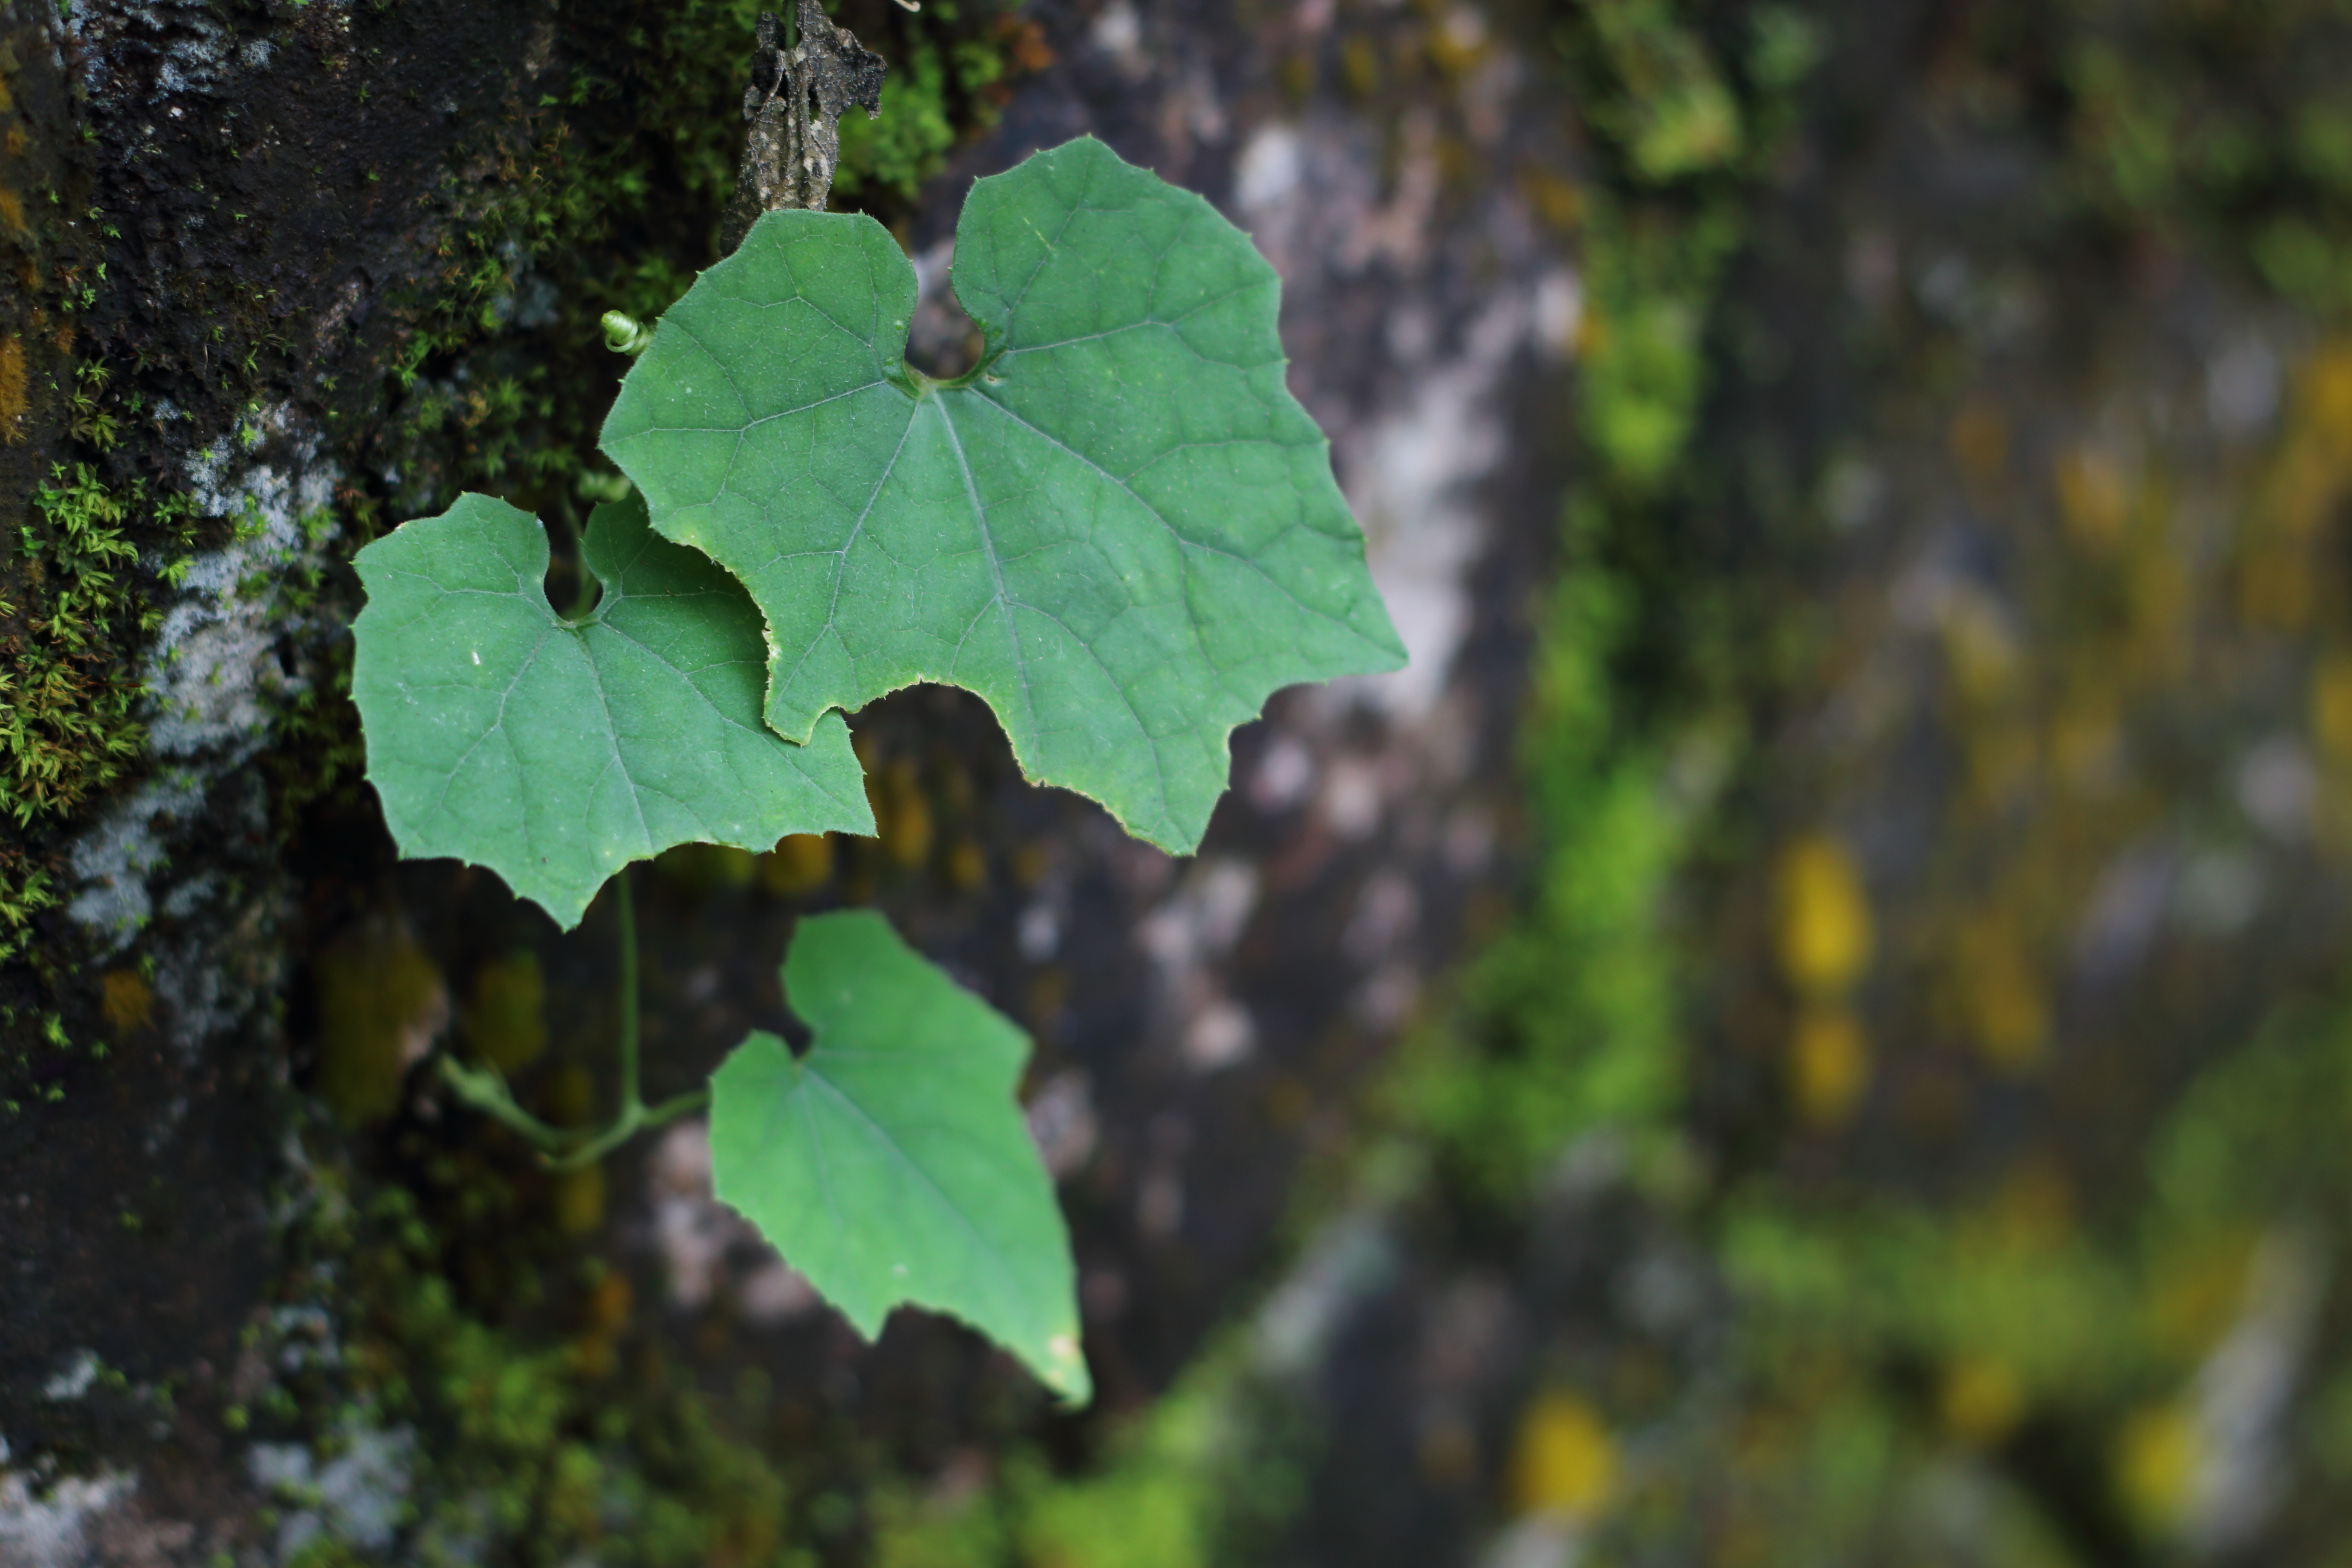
[248,1417,416,1562]
[65,770,204,949]
[1230,107,1553,727]
[154,411,341,758]
[0,1439,137,1568]
[66,404,341,968]
[1336,289,1535,723]
[38,1350,101,1403]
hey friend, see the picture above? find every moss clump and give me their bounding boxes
[868,1343,1302,1568]
[1384,0,1811,1207]
[6,466,146,813]
[833,7,1051,202]
[0,441,200,962]
[2052,3,2352,317]
[268,1174,805,1566]
[835,39,959,201]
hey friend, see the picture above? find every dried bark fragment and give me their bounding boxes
[720,0,886,250]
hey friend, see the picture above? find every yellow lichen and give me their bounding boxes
[460,951,546,1075]
[2113,1400,2198,1534]
[872,757,934,870]
[1982,1160,2076,1253]
[2145,1231,2256,1357]
[1340,34,1381,99]
[1773,835,1873,998]
[1948,919,2049,1071]
[0,183,23,237]
[0,335,24,442]
[99,970,154,1035]
[2312,652,2352,761]
[1947,404,2009,487]
[1938,1356,2024,1447]
[2047,692,2122,790]
[1938,592,2023,708]
[551,1163,606,1237]
[2242,340,2352,628]
[314,919,447,1128]
[1508,1390,1617,1519]
[1520,166,1583,231]
[760,831,833,894]
[2056,446,2132,551]
[1787,1004,1868,1127]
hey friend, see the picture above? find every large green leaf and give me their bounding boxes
[707,909,1088,1401]
[350,492,872,929]
[602,135,1405,852]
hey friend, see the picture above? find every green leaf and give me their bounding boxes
[350,492,873,930]
[707,909,1088,1401]
[602,135,1405,853]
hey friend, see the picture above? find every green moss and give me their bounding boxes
[836,43,958,202]
[1390,544,1690,1204]
[870,1343,1300,1568]
[263,1170,812,1567]
[1384,0,1807,1206]
[0,448,199,969]
[6,464,159,819]
[2047,4,2352,318]
[1574,0,1746,182]
[1575,201,1740,498]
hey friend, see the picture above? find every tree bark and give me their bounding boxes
[0,0,1571,1556]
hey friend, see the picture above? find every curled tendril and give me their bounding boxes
[601,311,655,356]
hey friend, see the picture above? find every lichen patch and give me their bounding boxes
[0,334,23,441]
[64,404,341,961]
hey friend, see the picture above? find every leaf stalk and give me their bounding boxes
[436,868,709,1167]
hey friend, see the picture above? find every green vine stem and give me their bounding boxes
[438,869,709,1167]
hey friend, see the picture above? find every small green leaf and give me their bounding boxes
[351,492,872,929]
[708,910,1088,1402]
[603,135,1405,853]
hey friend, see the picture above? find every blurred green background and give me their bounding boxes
[884,2,2352,1564]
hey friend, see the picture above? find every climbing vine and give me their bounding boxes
[349,135,1402,1398]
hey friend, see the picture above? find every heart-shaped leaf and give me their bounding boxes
[351,492,872,929]
[602,135,1405,852]
[707,910,1088,1401]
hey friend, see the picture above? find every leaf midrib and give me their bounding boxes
[803,1050,1031,1324]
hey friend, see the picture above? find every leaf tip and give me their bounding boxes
[1038,1329,1093,1405]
